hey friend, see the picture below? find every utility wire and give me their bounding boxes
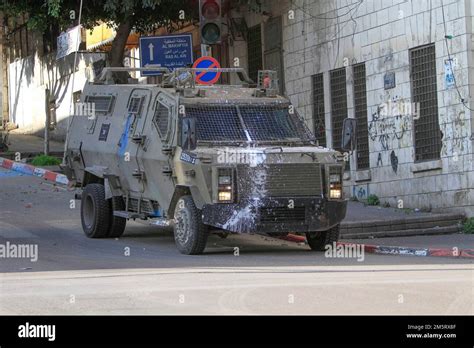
[290,0,364,49]
[440,0,474,112]
[291,0,363,21]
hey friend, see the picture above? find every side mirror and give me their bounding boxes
[341,118,357,152]
[180,117,197,151]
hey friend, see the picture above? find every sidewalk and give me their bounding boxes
[341,201,464,238]
[0,132,64,155]
[344,200,435,221]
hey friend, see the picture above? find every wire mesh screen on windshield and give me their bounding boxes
[239,105,311,142]
[184,105,247,141]
[184,104,313,143]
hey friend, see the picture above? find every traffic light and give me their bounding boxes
[199,0,221,45]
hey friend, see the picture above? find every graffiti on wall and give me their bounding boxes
[390,150,398,173]
[440,109,470,158]
[368,96,414,151]
[377,153,383,166]
[352,184,369,200]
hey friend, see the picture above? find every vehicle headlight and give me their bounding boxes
[329,167,343,200]
[218,168,234,203]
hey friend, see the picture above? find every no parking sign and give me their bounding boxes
[193,56,221,85]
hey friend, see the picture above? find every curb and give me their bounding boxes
[283,234,474,259]
[340,213,464,236]
[0,157,69,186]
[341,225,462,239]
[338,242,474,259]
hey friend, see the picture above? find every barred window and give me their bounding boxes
[239,105,312,142]
[184,105,246,142]
[84,95,114,114]
[312,73,327,147]
[353,63,369,170]
[128,97,144,115]
[247,24,263,83]
[330,67,348,152]
[183,104,313,143]
[153,102,170,139]
[410,44,441,161]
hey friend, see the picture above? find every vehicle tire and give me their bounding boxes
[305,224,340,251]
[173,195,209,255]
[81,184,111,238]
[107,196,126,238]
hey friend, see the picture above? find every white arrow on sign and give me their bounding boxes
[148,43,154,61]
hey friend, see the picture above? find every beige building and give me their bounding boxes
[226,0,474,216]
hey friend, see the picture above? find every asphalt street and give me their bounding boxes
[0,167,473,314]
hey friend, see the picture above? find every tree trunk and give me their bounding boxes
[108,19,132,83]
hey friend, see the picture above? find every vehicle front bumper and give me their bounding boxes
[202,197,347,234]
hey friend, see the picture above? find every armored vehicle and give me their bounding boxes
[64,67,356,255]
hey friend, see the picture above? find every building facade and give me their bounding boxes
[228,0,474,216]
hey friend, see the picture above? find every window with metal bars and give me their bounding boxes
[247,24,263,83]
[312,73,327,147]
[128,97,144,115]
[184,105,246,142]
[84,95,114,114]
[330,67,348,152]
[410,44,441,161]
[183,104,313,144]
[353,63,369,170]
[239,105,313,142]
[153,102,170,139]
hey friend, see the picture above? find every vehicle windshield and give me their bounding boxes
[183,103,315,144]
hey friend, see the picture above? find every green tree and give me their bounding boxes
[1,0,197,67]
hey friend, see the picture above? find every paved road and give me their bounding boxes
[0,167,473,314]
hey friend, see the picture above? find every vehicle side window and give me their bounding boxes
[127,96,144,115]
[84,95,115,115]
[153,101,170,139]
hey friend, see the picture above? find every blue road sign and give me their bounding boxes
[139,34,193,75]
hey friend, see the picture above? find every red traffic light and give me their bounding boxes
[201,0,220,19]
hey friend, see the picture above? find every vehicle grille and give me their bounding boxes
[237,163,322,198]
[260,206,306,223]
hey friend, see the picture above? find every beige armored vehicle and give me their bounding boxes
[64,67,356,255]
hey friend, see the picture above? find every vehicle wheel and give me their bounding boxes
[107,196,126,238]
[81,184,111,238]
[173,195,209,255]
[305,224,340,251]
